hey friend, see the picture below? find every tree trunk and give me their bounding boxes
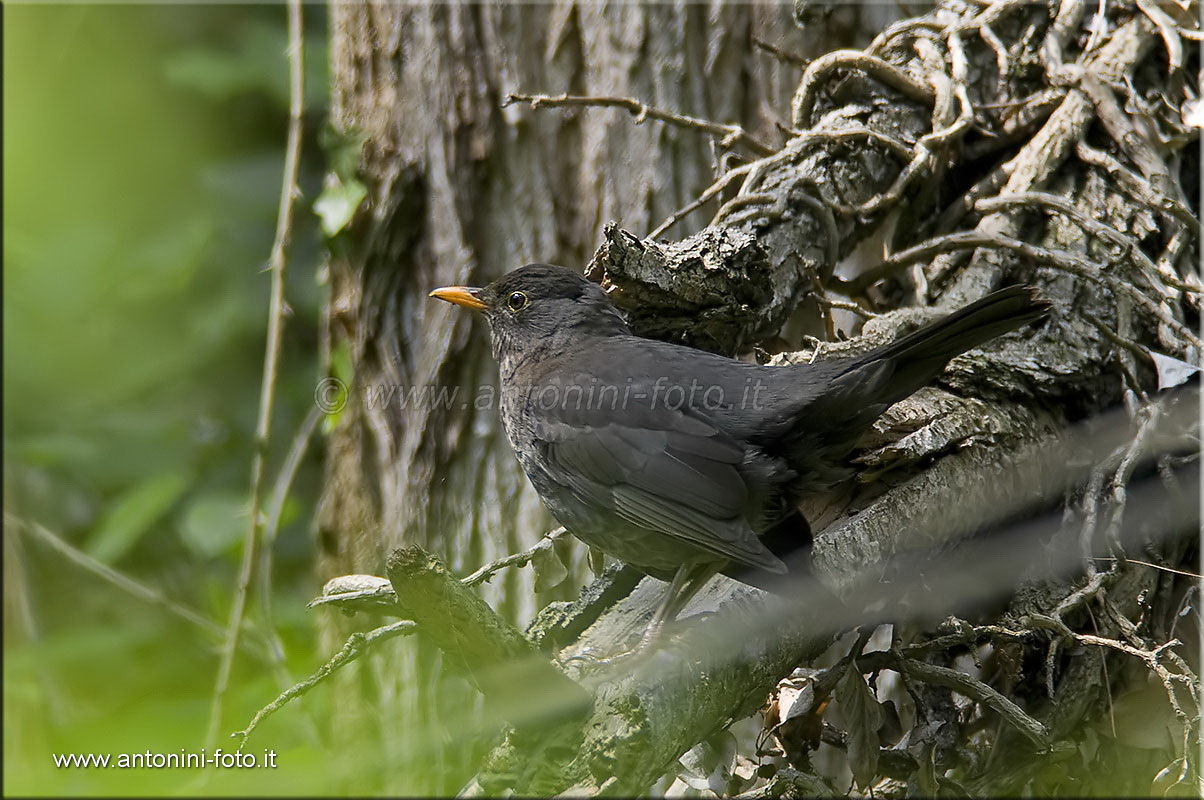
[317,3,891,793]
[318,0,1199,795]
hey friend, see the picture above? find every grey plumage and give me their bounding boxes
[443,264,1048,588]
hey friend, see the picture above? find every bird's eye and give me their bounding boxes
[507,291,528,312]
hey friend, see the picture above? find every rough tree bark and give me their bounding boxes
[316,1,1199,795]
[316,3,893,794]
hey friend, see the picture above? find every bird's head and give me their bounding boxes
[429,264,630,371]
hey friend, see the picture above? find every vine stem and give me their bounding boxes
[206,0,304,750]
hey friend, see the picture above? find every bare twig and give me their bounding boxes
[208,0,305,749]
[752,36,808,67]
[795,126,914,162]
[648,162,756,239]
[975,192,1200,295]
[1136,0,1185,71]
[1040,0,1087,76]
[1076,142,1201,239]
[257,405,323,690]
[1092,557,1202,580]
[308,527,571,615]
[1160,226,1200,287]
[1078,599,1198,746]
[1048,571,1116,625]
[461,527,568,587]
[842,37,974,218]
[978,23,1011,86]
[1077,460,1113,575]
[710,193,779,228]
[850,229,1204,352]
[857,649,1051,747]
[900,621,1030,658]
[1072,631,1183,673]
[1079,72,1173,194]
[504,92,775,157]
[867,17,946,57]
[307,574,402,614]
[1079,309,1150,401]
[1079,310,1152,367]
[1102,402,1162,550]
[232,620,416,752]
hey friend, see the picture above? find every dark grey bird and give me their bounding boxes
[431,264,1046,651]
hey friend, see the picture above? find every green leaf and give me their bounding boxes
[313,177,367,237]
[322,341,354,433]
[86,473,189,563]
[179,491,248,559]
[836,665,884,789]
[331,340,353,387]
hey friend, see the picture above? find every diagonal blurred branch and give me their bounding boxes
[10,514,234,647]
[257,406,323,675]
[232,619,416,753]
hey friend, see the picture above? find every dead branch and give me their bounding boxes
[504,92,776,157]
[462,527,568,587]
[385,546,590,725]
[791,49,936,128]
[233,620,416,752]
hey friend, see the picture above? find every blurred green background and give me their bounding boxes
[4,4,1199,798]
[4,4,349,793]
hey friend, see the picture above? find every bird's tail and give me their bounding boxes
[776,285,1047,496]
[865,285,1048,403]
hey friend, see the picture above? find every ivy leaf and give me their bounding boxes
[836,666,884,789]
[314,177,367,237]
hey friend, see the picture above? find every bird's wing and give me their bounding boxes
[532,398,787,574]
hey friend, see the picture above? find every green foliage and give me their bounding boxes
[314,177,367,237]
[4,5,334,794]
[314,123,368,238]
[163,16,329,109]
[178,490,249,559]
[320,340,353,433]
[85,472,190,564]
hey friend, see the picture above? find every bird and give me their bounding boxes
[431,264,1047,654]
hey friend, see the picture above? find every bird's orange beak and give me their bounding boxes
[429,286,487,311]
